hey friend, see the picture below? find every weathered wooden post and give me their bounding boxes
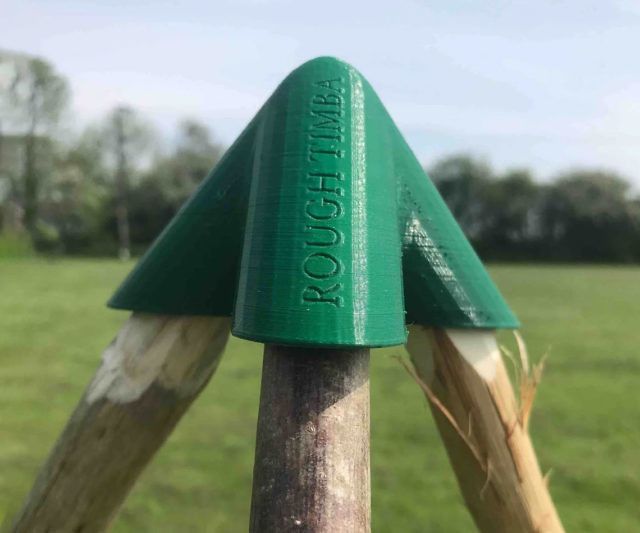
[12,314,231,532]
[250,346,370,532]
[12,56,563,532]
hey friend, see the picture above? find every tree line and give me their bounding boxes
[431,156,640,262]
[1,50,639,262]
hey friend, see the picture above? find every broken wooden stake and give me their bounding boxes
[11,313,230,533]
[405,326,564,533]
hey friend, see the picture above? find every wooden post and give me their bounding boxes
[11,313,230,533]
[250,344,371,533]
[405,326,564,533]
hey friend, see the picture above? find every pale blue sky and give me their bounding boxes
[2,0,640,183]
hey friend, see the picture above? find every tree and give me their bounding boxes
[480,169,540,258]
[539,170,640,262]
[0,51,70,233]
[36,127,111,254]
[127,119,223,246]
[154,118,223,203]
[101,106,154,260]
[429,154,493,241]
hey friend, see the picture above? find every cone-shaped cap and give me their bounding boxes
[109,57,518,347]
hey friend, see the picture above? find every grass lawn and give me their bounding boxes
[1,259,639,532]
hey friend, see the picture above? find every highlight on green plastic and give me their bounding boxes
[108,56,519,348]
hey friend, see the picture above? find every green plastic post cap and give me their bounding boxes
[108,57,519,348]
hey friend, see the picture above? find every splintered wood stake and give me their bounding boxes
[11,313,231,533]
[405,326,564,533]
[250,344,371,533]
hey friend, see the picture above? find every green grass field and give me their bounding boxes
[1,259,639,532]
